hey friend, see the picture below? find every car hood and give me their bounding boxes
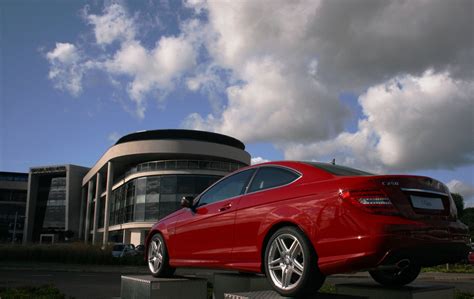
[158,208,184,223]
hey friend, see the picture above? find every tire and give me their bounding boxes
[264,226,325,297]
[369,262,421,287]
[147,233,175,277]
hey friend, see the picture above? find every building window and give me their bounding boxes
[145,177,160,221]
[109,174,221,225]
[42,177,66,230]
[120,159,246,183]
[98,195,105,228]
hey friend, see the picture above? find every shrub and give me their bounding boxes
[0,285,67,299]
[0,243,145,266]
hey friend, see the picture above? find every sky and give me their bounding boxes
[1,0,473,206]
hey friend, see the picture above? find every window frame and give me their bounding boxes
[245,165,302,195]
[194,165,302,207]
[195,168,256,207]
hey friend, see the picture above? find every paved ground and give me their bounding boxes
[0,270,122,299]
[0,263,473,298]
[327,273,474,293]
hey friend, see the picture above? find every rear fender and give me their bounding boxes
[258,205,316,257]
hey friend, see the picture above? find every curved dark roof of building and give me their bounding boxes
[115,129,245,150]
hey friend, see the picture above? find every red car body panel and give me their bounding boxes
[469,251,474,265]
[145,161,470,275]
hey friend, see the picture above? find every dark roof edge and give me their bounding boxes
[0,171,29,176]
[115,129,245,150]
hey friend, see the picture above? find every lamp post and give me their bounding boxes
[11,212,25,244]
[12,212,18,244]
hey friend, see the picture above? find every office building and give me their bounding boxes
[23,165,89,243]
[0,172,28,243]
[81,129,250,246]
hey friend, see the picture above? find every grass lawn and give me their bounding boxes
[423,263,474,273]
[319,282,474,299]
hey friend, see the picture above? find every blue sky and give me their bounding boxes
[1,0,473,205]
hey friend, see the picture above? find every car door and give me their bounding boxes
[171,169,256,265]
[232,166,302,263]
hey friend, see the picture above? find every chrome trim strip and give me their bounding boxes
[195,164,303,206]
[401,188,448,196]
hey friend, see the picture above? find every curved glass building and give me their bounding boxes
[80,130,250,245]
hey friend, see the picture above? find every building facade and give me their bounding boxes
[23,165,90,244]
[0,172,28,243]
[81,130,250,246]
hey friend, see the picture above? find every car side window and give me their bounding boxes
[248,167,300,193]
[198,169,255,206]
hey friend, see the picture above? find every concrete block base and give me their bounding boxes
[336,283,454,299]
[213,273,271,299]
[121,275,207,299]
[224,290,367,299]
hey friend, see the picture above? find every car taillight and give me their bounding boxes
[340,189,399,215]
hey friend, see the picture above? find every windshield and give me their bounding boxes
[306,162,373,176]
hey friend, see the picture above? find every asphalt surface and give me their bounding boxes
[0,264,473,299]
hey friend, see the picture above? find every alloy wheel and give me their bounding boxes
[148,235,164,274]
[267,233,305,291]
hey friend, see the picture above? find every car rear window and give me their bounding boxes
[305,162,373,176]
[248,166,300,193]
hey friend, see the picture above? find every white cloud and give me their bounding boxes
[184,57,348,143]
[104,35,196,118]
[183,0,473,148]
[85,2,197,118]
[283,71,474,172]
[307,0,474,89]
[46,43,84,96]
[46,43,80,64]
[86,1,136,46]
[447,179,474,207]
[45,1,474,175]
[183,1,351,142]
[251,157,270,165]
[183,0,207,14]
[47,2,199,118]
[107,131,121,143]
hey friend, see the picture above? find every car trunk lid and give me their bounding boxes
[369,175,456,220]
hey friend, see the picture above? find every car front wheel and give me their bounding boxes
[147,233,175,277]
[264,226,325,297]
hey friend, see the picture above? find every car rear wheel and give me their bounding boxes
[264,226,325,297]
[369,262,421,286]
[147,233,175,277]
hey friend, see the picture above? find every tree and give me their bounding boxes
[460,207,474,239]
[451,193,464,218]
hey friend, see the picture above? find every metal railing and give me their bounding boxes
[114,159,245,184]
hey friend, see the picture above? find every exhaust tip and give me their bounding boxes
[396,259,410,269]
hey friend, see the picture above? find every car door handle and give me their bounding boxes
[218,203,232,212]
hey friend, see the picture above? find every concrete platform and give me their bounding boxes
[213,273,271,299]
[336,283,455,299]
[224,290,367,299]
[121,275,207,299]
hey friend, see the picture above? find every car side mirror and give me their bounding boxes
[181,196,195,209]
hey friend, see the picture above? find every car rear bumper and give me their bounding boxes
[318,221,470,275]
[376,241,470,266]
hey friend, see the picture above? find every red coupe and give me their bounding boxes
[145,161,470,297]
